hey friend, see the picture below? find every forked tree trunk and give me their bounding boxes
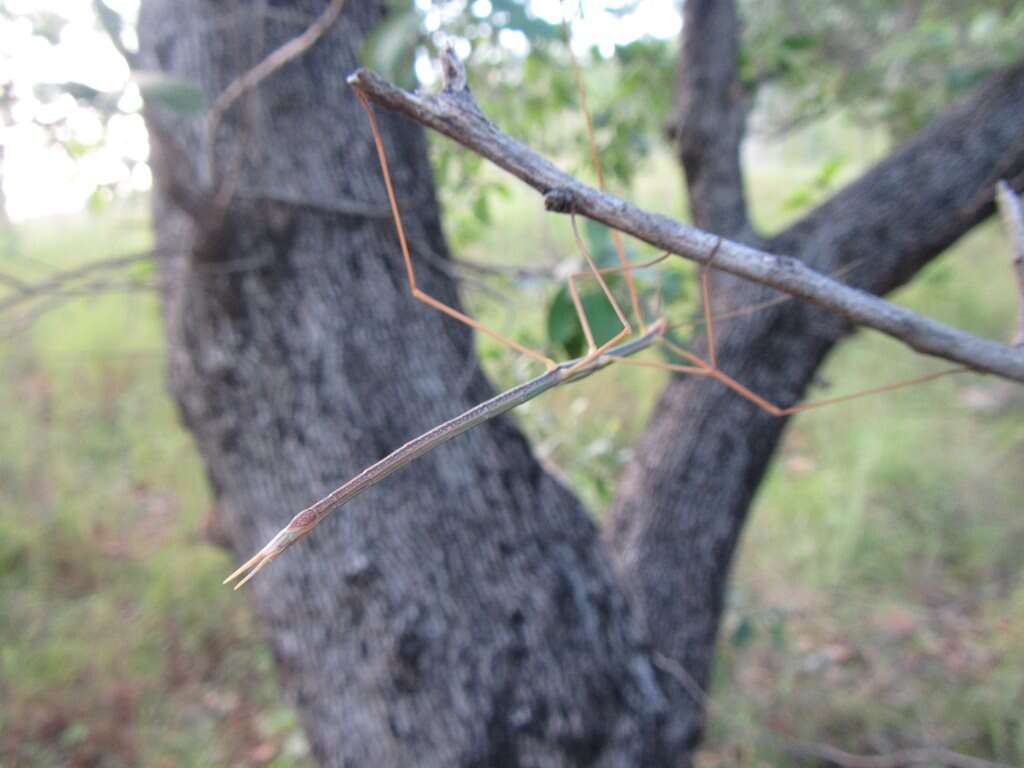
[607,0,1024,753]
[139,0,688,765]
[140,0,1024,764]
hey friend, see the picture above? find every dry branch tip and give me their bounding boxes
[995,180,1024,346]
[440,43,468,93]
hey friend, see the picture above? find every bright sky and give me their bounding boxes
[0,0,146,219]
[0,0,680,221]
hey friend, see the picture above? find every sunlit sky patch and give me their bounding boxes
[1,0,679,220]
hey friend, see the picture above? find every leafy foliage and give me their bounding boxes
[0,0,162,214]
[741,0,1024,139]
[361,1,677,250]
[360,3,679,357]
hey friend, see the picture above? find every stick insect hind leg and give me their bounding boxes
[554,5,966,416]
[609,237,966,416]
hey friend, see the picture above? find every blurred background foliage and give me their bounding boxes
[1,1,1022,766]
[741,0,1024,139]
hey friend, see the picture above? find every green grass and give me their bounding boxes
[714,220,1024,765]
[0,202,310,767]
[2,123,1023,766]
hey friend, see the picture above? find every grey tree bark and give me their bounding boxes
[139,1,687,765]
[607,0,1024,753]
[138,0,1024,764]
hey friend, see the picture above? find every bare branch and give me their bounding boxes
[347,53,1024,383]
[996,179,1024,345]
[668,0,753,239]
[0,252,153,314]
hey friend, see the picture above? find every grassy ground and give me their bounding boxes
[0,205,309,767]
[1,129,1022,766]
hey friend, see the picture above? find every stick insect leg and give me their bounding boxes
[567,270,597,352]
[564,212,636,373]
[561,9,644,332]
[657,335,965,416]
[564,251,674,361]
[564,232,953,416]
[354,89,558,371]
[674,241,966,413]
[605,355,710,376]
[666,259,865,337]
[700,238,723,370]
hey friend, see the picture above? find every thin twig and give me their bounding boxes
[347,50,1024,383]
[0,252,153,314]
[995,180,1024,345]
[205,0,348,175]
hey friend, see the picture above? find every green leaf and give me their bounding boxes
[782,188,813,213]
[50,81,103,103]
[64,138,99,160]
[547,285,582,356]
[88,186,112,213]
[132,72,205,114]
[814,156,845,188]
[582,291,625,348]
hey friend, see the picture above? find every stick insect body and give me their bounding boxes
[225,47,958,590]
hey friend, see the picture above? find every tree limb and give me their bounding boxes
[666,0,754,240]
[996,180,1024,345]
[347,53,1024,383]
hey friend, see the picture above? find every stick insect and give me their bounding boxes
[225,43,961,590]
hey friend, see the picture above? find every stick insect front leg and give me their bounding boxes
[355,89,559,371]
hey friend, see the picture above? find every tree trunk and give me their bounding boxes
[140,1,688,765]
[607,0,1024,755]
[665,0,753,244]
[139,0,1024,763]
